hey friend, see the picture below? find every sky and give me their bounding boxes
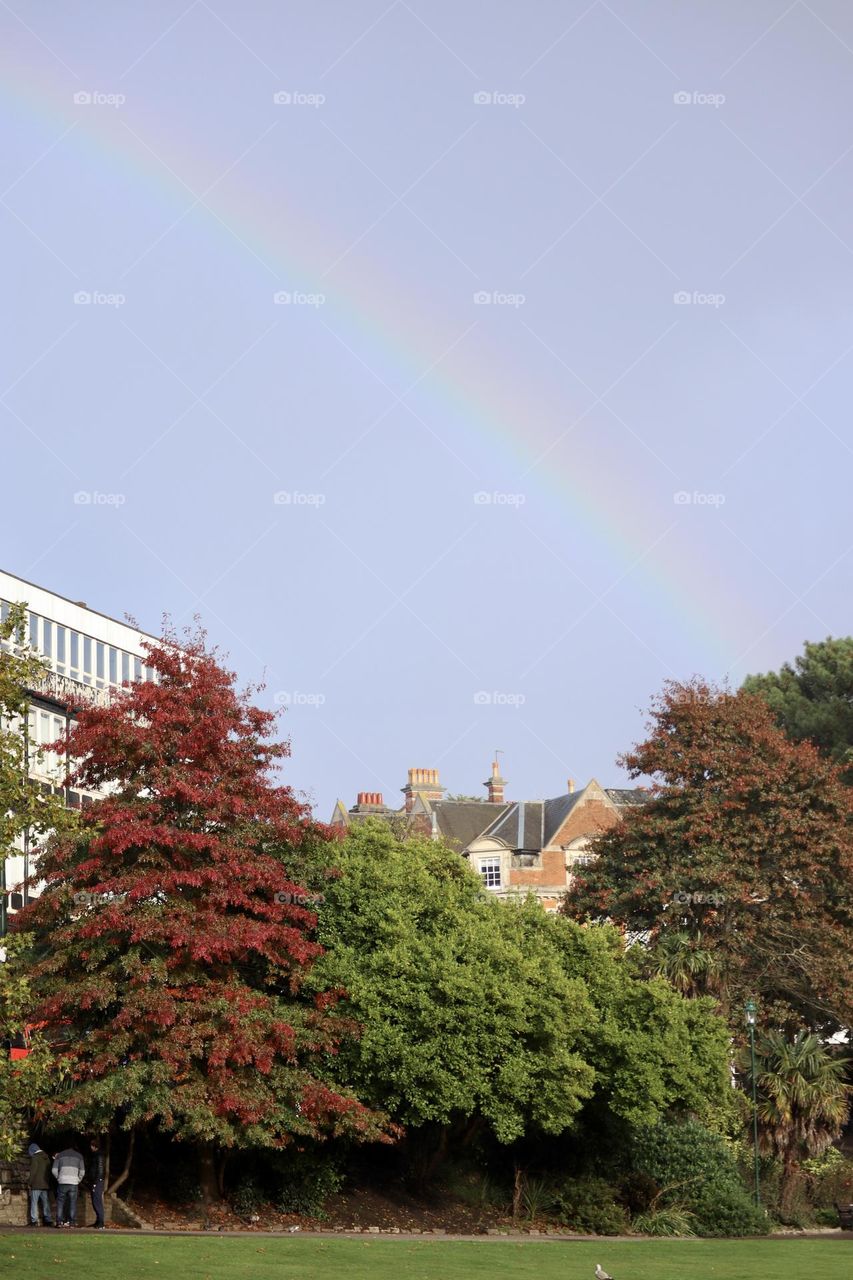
[2,1,852,818]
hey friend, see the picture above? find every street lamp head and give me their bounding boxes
[745,998,757,1026]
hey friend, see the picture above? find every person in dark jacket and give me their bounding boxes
[86,1139,106,1230]
[27,1143,53,1226]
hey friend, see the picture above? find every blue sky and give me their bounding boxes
[2,2,852,817]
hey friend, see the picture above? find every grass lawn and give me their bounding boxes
[0,1234,849,1280]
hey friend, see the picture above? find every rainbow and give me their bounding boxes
[2,53,757,671]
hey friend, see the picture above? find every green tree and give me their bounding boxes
[309,822,731,1173]
[546,916,731,1129]
[0,933,65,1160]
[310,821,597,1155]
[0,603,72,934]
[566,680,853,1033]
[744,637,853,783]
[743,1031,850,1216]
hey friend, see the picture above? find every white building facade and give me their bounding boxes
[0,569,158,917]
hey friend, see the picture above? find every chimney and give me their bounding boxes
[485,758,507,804]
[568,778,575,794]
[401,767,444,813]
[356,791,384,810]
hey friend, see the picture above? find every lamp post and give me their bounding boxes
[745,998,760,1206]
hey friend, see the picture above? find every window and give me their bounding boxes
[43,620,52,658]
[29,613,38,646]
[83,636,92,682]
[70,631,79,676]
[121,651,130,684]
[479,856,501,889]
[109,647,118,684]
[56,626,66,666]
[133,656,142,681]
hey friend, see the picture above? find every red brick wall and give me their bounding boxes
[548,796,621,849]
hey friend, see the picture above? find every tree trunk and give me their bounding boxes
[779,1155,798,1221]
[107,1129,135,1196]
[512,1164,524,1220]
[198,1142,220,1220]
[217,1150,229,1199]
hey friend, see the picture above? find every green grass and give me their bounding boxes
[1,1235,850,1280]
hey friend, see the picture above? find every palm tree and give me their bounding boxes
[743,1030,850,1215]
[648,930,725,1000]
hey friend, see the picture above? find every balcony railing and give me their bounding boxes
[28,669,111,711]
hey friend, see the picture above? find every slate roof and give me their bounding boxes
[332,782,649,848]
[432,801,508,852]
[605,788,647,807]
[479,800,545,851]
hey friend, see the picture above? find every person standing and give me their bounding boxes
[52,1144,85,1227]
[86,1138,106,1230]
[27,1143,53,1226]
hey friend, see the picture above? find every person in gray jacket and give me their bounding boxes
[52,1146,85,1226]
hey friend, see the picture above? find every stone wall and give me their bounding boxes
[0,1187,140,1227]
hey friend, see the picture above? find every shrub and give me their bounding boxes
[272,1149,344,1219]
[632,1204,696,1236]
[230,1175,266,1217]
[802,1149,853,1211]
[553,1177,629,1235]
[630,1120,768,1237]
[520,1176,553,1221]
[689,1181,768,1237]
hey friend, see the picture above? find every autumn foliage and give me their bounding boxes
[565,679,853,1033]
[15,632,387,1155]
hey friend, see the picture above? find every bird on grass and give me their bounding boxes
[595,1266,614,1280]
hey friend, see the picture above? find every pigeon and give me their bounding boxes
[595,1267,614,1280]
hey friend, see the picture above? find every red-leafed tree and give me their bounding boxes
[15,630,388,1201]
[564,680,853,1033]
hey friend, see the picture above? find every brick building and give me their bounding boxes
[330,762,645,910]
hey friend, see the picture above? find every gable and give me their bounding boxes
[545,780,622,850]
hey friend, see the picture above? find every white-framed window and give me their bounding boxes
[479,856,501,889]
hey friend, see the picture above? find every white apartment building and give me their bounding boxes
[0,569,158,918]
